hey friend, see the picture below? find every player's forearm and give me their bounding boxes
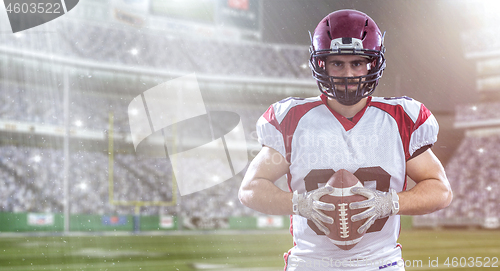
[238,178,294,215]
[397,178,453,215]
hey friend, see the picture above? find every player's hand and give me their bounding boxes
[292,186,336,235]
[349,187,399,234]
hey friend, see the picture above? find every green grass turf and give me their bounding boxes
[0,229,498,270]
[0,231,292,271]
[399,229,500,270]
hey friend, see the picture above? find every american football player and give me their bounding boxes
[239,9,452,271]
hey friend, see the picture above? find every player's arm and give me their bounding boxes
[398,148,453,215]
[350,148,452,234]
[239,146,335,234]
[238,146,294,215]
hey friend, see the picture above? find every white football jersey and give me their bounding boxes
[256,94,439,271]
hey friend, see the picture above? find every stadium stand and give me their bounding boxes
[0,144,257,217]
[414,125,500,228]
[455,103,500,123]
[0,20,311,79]
[0,19,327,219]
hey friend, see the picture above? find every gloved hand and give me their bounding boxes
[349,187,400,234]
[292,186,336,235]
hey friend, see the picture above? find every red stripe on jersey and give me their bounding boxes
[287,173,294,239]
[279,100,323,163]
[320,94,372,131]
[263,100,322,162]
[262,105,281,134]
[283,239,298,271]
[413,104,432,134]
[283,250,291,271]
[369,101,415,160]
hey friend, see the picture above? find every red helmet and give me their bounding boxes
[309,10,386,105]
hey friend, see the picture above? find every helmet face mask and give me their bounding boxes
[309,10,386,106]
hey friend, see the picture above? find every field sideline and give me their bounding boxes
[0,229,498,271]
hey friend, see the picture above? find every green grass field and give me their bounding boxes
[0,229,498,271]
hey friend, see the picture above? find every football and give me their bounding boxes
[320,169,367,250]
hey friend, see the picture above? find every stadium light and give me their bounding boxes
[129,108,139,116]
[130,48,138,56]
[478,148,484,153]
[74,120,83,127]
[471,106,477,111]
[78,182,88,191]
[33,155,41,163]
[486,186,492,191]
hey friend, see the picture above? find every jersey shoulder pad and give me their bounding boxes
[270,96,322,124]
[371,96,425,122]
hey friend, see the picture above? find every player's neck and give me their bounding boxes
[327,97,368,119]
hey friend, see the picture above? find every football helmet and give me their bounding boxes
[309,10,386,105]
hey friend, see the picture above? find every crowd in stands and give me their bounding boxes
[0,79,265,217]
[0,145,259,217]
[0,19,311,80]
[0,82,265,141]
[455,102,500,124]
[414,133,500,227]
[0,81,265,218]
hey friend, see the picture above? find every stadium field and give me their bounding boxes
[0,229,498,271]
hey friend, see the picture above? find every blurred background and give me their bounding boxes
[0,0,499,270]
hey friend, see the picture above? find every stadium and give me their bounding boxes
[0,0,499,270]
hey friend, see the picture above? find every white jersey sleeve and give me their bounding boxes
[408,106,439,157]
[370,96,439,160]
[256,97,323,160]
[256,102,287,159]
